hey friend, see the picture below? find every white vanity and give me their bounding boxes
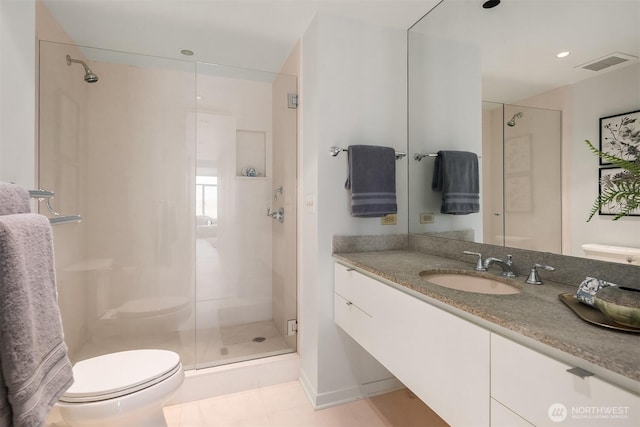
[333,255,639,427]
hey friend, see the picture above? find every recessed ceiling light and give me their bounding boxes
[482,0,501,9]
[556,51,571,58]
[180,49,194,56]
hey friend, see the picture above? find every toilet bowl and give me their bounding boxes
[56,349,184,427]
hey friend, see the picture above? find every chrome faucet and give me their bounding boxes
[483,255,516,277]
[525,263,555,285]
[463,251,487,271]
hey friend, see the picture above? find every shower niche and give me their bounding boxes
[236,130,266,178]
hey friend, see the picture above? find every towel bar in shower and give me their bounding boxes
[29,189,82,225]
[329,146,406,159]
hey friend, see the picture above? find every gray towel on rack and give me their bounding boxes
[432,150,479,215]
[0,213,73,427]
[345,145,397,217]
[0,183,31,216]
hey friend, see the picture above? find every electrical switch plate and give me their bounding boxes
[420,213,435,224]
[381,214,397,225]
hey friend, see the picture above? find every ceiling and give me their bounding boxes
[41,0,639,102]
[41,0,440,73]
[410,0,640,103]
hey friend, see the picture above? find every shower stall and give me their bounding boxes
[482,102,562,252]
[38,41,297,370]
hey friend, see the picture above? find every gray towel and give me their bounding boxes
[0,213,73,427]
[0,183,31,216]
[432,150,479,215]
[345,145,397,217]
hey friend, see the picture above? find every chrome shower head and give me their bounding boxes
[507,112,523,127]
[66,54,99,83]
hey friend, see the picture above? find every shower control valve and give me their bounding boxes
[267,207,285,223]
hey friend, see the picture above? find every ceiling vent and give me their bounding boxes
[577,52,638,72]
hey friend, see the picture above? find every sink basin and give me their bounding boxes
[419,271,522,295]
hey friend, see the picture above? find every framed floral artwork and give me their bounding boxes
[598,167,640,217]
[599,110,640,165]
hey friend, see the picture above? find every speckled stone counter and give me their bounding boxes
[332,248,640,393]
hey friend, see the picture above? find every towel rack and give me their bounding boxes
[29,189,82,225]
[329,146,406,160]
[414,153,482,161]
[413,153,439,161]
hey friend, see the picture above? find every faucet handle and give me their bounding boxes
[463,251,487,271]
[526,263,555,285]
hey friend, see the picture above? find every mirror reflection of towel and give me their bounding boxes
[345,145,397,217]
[432,151,479,215]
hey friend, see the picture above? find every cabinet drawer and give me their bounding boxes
[334,263,388,315]
[491,334,639,427]
[334,293,374,352]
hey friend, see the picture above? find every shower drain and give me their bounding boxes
[252,336,266,343]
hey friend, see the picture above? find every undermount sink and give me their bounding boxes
[419,271,522,295]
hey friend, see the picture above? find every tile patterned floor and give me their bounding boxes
[162,381,449,427]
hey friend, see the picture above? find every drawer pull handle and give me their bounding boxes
[346,268,354,272]
[346,301,353,306]
[567,367,594,379]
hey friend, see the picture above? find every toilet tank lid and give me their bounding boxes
[581,243,640,255]
[62,349,181,400]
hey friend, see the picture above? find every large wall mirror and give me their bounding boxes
[408,0,639,262]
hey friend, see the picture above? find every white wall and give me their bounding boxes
[407,31,483,238]
[570,63,640,256]
[300,14,407,407]
[0,0,36,188]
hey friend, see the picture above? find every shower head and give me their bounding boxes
[507,112,523,127]
[66,54,99,83]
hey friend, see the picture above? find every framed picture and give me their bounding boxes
[599,110,640,165]
[598,167,640,217]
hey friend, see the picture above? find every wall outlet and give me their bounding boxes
[381,214,397,225]
[420,213,435,224]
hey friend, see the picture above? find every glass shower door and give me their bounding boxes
[482,102,562,252]
[193,62,297,368]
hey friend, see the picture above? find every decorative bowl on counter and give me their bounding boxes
[593,286,640,329]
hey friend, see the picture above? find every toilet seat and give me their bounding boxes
[59,349,181,403]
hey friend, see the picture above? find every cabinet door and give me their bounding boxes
[491,398,534,427]
[334,263,490,427]
[491,333,640,427]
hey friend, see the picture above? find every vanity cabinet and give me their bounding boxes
[491,334,639,427]
[334,263,490,427]
[334,262,640,427]
[491,399,534,427]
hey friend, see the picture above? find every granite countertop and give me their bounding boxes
[333,249,640,391]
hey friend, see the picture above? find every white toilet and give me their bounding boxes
[56,349,184,427]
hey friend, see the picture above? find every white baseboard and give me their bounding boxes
[299,370,403,410]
